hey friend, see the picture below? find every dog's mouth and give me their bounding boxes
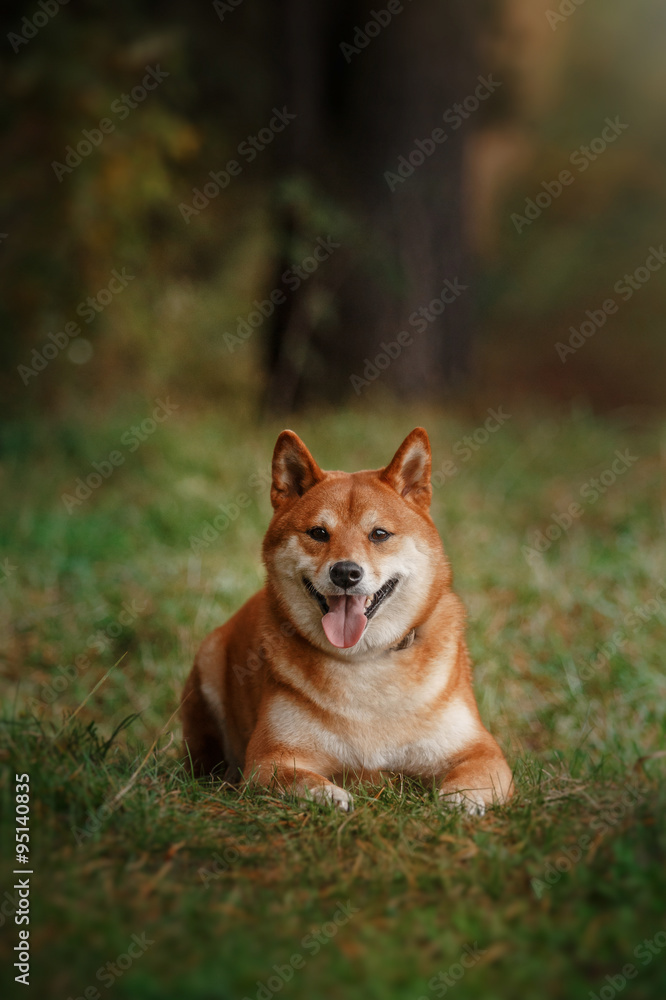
[303,576,398,649]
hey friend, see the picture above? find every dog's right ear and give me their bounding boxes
[380,427,432,510]
[271,430,324,509]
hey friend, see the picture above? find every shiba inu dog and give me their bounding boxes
[181,428,512,814]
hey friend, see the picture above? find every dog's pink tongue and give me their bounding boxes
[322,594,367,648]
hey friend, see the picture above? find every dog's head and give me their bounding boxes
[262,428,449,656]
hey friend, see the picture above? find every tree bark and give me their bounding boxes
[265,0,479,411]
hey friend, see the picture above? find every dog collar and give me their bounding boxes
[391,627,416,652]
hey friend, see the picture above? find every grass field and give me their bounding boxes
[1,401,665,1000]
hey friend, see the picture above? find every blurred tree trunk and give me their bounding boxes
[265,0,479,411]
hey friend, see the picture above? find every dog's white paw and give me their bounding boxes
[439,789,487,816]
[306,783,354,812]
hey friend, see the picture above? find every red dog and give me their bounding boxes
[182,428,512,813]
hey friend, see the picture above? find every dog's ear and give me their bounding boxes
[271,430,324,509]
[380,427,432,510]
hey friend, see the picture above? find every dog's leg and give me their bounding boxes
[438,739,513,816]
[180,663,227,777]
[246,753,353,812]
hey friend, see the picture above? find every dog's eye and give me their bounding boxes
[307,526,330,542]
[369,527,392,542]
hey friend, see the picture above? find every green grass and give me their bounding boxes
[1,401,665,999]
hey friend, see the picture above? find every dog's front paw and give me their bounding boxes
[306,783,354,812]
[439,788,487,817]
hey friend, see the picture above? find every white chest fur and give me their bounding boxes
[267,653,478,776]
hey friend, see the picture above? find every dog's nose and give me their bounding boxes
[329,561,364,589]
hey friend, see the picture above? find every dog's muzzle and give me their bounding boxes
[303,576,398,649]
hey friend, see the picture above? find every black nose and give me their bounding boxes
[329,560,364,589]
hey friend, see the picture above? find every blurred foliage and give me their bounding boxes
[479,0,666,407]
[0,0,278,411]
[0,0,664,415]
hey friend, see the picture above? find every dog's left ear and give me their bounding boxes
[271,430,324,509]
[380,427,432,510]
